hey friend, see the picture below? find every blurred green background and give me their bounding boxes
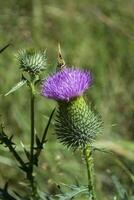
[0,0,134,199]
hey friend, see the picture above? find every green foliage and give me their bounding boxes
[5,75,27,96]
[55,184,88,200]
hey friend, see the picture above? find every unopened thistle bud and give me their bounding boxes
[42,68,103,151]
[18,49,46,75]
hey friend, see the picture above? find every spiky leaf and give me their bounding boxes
[5,76,27,96]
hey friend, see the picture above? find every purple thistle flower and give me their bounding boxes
[42,68,92,101]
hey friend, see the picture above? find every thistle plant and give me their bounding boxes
[18,48,48,197]
[42,50,103,200]
[0,48,55,199]
[0,45,132,200]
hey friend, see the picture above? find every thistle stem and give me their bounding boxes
[83,145,97,200]
[30,89,35,182]
[29,83,38,199]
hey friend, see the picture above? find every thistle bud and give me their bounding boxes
[56,96,102,150]
[18,48,46,75]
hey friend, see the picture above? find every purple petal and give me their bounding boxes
[42,68,92,101]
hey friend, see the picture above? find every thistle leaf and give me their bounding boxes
[34,108,55,164]
[35,134,41,148]
[5,77,27,96]
[56,184,88,200]
[0,183,16,200]
[41,107,56,145]
[24,148,31,161]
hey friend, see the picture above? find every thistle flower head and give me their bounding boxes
[18,48,46,74]
[42,66,103,151]
[42,68,92,101]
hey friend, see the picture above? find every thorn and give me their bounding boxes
[21,74,27,80]
[57,43,66,70]
[20,141,25,148]
[4,182,9,191]
[9,135,14,141]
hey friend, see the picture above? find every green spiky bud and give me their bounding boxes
[55,96,103,150]
[18,48,46,75]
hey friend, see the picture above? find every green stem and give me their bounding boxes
[29,83,38,199]
[30,88,35,185]
[83,145,97,200]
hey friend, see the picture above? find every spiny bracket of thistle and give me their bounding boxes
[56,96,103,151]
[0,124,28,174]
[18,48,47,75]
